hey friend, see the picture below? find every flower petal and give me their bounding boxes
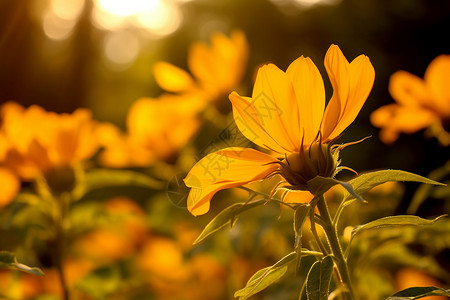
[154,62,196,93]
[0,168,20,207]
[321,45,375,141]
[424,54,450,114]
[229,92,287,154]
[370,103,436,144]
[184,147,279,216]
[286,56,325,146]
[283,190,314,204]
[389,70,428,107]
[188,31,248,97]
[250,64,299,152]
[127,94,203,160]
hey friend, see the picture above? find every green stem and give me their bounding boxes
[54,192,71,300]
[309,210,328,255]
[316,195,355,300]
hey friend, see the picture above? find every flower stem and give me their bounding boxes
[54,192,71,300]
[316,195,355,300]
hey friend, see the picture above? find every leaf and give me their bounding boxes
[76,265,121,300]
[0,251,44,276]
[350,215,445,242]
[294,204,311,273]
[194,198,267,244]
[73,169,164,200]
[407,161,450,214]
[305,256,334,300]
[343,170,443,202]
[235,252,297,300]
[386,286,450,299]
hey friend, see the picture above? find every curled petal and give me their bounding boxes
[184,148,279,216]
[322,45,375,141]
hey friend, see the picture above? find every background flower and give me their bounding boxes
[371,55,450,145]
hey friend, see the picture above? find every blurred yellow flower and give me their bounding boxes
[395,268,447,300]
[73,197,148,262]
[99,30,248,168]
[184,45,375,215]
[137,236,226,300]
[0,270,43,299]
[0,102,100,200]
[99,93,204,167]
[154,30,249,101]
[371,55,450,145]
[0,167,20,207]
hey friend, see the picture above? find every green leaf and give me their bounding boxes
[235,252,297,300]
[343,170,443,202]
[350,215,445,243]
[387,286,450,299]
[194,198,267,244]
[294,204,311,273]
[0,251,44,276]
[305,256,334,300]
[307,176,365,202]
[76,265,120,300]
[73,169,164,200]
[333,170,445,226]
[407,161,450,214]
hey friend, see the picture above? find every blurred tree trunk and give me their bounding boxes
[0,0,32,106]
[0,0,95,113]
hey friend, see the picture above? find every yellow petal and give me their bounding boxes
[184,147,279,216]
[127,94,203,161]
[154,62,196,93]
[283,190,314,204]
[286,56,325,146]
[389,70,428,107]
[321,45,375,141]
[0,168,20,207]
[371,103,435,143]
[251,64,300,151]
[229,92,287,154]
[188,31,248,97]
[424,54,450,114]
[50,109,99,166]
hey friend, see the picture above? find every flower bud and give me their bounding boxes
[280,142,338,190]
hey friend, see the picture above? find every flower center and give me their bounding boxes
[280,142,338,189]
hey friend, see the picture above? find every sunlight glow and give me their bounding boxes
[103,31,140,67]
[50,0,85,20]
[292,0,340,6]
[269,0,341,12]
[43,11,78,40]
[43,0,85,40]
[97,0,160,16]
[92,0,182,36]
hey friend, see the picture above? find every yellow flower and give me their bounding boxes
[99,31,248,168]
[371,55,450,145]
[154,30,248,101]
[184,45,375,216]
[99,93,204,167]
[0,102,100,196]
